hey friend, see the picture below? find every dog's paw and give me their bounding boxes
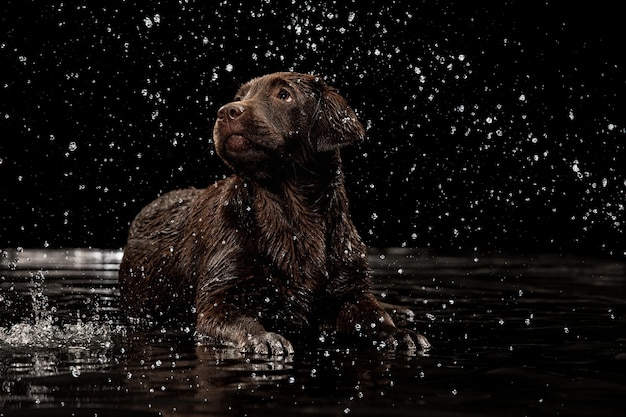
[376,327,431,352]
[380,302,416,323]
[240,332,295,356]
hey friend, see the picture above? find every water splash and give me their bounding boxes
[0,271,123,350]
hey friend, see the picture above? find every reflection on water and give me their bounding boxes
[1,248,625,416]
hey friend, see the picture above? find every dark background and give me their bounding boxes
[1,1,624,257]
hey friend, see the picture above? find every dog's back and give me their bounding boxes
[119,187,204,321]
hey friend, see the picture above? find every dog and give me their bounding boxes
[118,72,430,355]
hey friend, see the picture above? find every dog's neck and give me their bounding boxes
[252,149,346,205]
[234,150,349,292]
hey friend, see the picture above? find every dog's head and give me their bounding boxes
[213,72,364,180]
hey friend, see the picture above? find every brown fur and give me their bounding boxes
[118,72,430,355]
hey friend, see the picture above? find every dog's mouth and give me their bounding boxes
[225,134,254,154]
[222,134,271,164]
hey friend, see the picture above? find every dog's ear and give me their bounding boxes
[309,81,365,152]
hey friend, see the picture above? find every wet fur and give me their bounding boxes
[118,72,430,355]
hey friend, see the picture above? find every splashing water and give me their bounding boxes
[0,271,121,350]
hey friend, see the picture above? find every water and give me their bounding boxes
[1,248,625,416]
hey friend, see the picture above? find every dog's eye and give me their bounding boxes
[278,89,292,102]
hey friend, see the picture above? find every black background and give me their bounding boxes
[1,1,624,257]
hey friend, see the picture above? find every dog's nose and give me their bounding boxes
[217,103,245,121]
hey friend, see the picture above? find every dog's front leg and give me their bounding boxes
[194,303,294,356]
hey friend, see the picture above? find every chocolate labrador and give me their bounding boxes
[118,72,430,355]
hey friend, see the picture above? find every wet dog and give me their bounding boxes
[118,72,430,355]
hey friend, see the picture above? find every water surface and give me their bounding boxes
[1,248,625,416]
